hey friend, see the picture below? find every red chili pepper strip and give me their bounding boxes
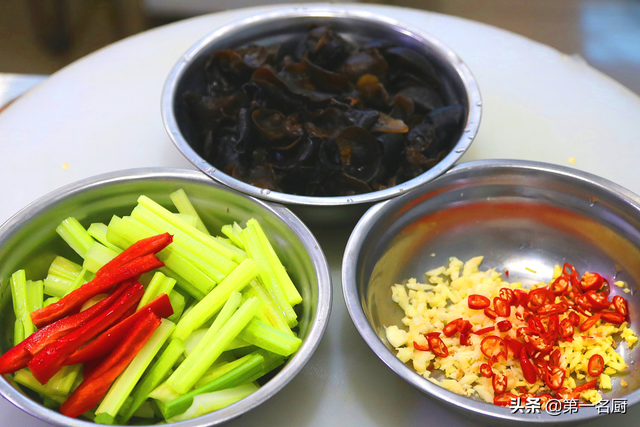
[585,291,610,311]
[480,363,493,378]
[458,320,473,335]
[413,341,430,352]
[544,366,565,390]
[588,354,604,377]
[60,310,160,418]
[493,297,510,317]
[504,336,524,358]
[581,272,604,293]
[492,373,507,394]
[65,294,173,365]
[601,311,625,325]
[537,303,568,316]
[568,311,581,326]
[459,333,471,346]
[96,233,172,278]
[520,348,537,384]
[483,308,497,320]
[550,349,562,366]
[442,319,461,338]
[558,319,574,338]
[494,392,517,407]
[428,334,449,357]
[612,295,629,317]
[468,294,490,310]
[82,356,105,380]
[30,254,163,328]
[28,282,144,384]
[497,320,512,332]
[474,326,496,335]
[579,313,601,332]
[573,380,598,393]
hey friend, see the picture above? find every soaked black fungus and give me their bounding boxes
[184,26,464,196]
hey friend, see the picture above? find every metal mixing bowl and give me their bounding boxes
[342,159,640,424]
[162,6,482,225]
[0,168,332,427]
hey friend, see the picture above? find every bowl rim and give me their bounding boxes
[341,159,640,423]
[161,5,482,207]
[0,167,332,427]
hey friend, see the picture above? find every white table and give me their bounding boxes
[2,3,640,426]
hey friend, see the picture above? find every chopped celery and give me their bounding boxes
[138,271,176,310]
[167,297,260,394]
[246,279,292,336]
[44,364,82,396]
[170,189,211,235]
[43,275,73,298]
[131,204,237,275]
[96,319,175,419]
[118,338,185,424]
[26,280,44,312]
[172,259,258,341]
[132,401,155,418]
[13,320,23,346]
[56,217,94,258]
[175,214,198,227]
[238,319,302,356]
[87,222,121,252]
[169,383,258,422]
[64,269,95,296]
[137,196,246,263]
[44,296,60,307]
[94,413,115,424]
[83,241,120,273]
[167,290,186,323]
[245,351,285,384]
[159,353,263,420]
[184,331,249,357]
[194,353,254,389]
[14,370,66,404]
[149,381,181,403]
[48,256,83,280]
[242,226,297,327]
[11,270,33,342]
[248,219,302,305]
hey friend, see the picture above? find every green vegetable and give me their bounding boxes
[13,320,23,346]
[169,383,258,422]
[44,364,82,396]
[65,269,95,296]
[47,256,83,281]
[43,296,60,307]
[167,290,186,324]
[245,279,292,335]
[194,353,253,389]
[56,217,94,258]
[172,259,258,341]
[175,214,197,227]
[138,272,176,310]
[26,280,44,312]
[14,370,66,404]
[170,189,210,235]
[238,319,302,356]
[221,223,245,250]
[11,270,33,342]
[83,241,120,273]
[87,223,121,252]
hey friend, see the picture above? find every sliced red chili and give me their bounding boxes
[484,308,498,320]
[474,326,496,335]
[588,354,604,377]
[585,291,610,311]
[612,295,629,317]
[514,289,529,307]
[480,363,493,378]
[494,392,517,407]
[563,263,581,290]
[443,318,462,338]
[579,313,601,332]
[413,341,430,352]
[493,297,511,317]
[549,275,570,295]
[568,311,581,326]
[468,294,490,310]
[520,348,537,383]
[557,387,580,400]
[499,288,517,306]
[550,348,562,366]
[492,373,507,394]
[504,337,524,358]
[458,320,473,335]
[480,336,506,359]
[527,288,555,312]
[537,303,568,316]
[544,365,566,390]
[575,305,593,318]
[573,379,598,393]
[558,318,574,338]
[428,334,449,357]
[538,393,554,410]
[524,334,553,355]
[581,272,604,293]
[601,311,625,325]
[528,317,546,335]
[459,333,471,346]
[497,320,512,332]
[547,314,560,336]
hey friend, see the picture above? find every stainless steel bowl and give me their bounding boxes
[162,6,482,225]
[0,168,332,427]
[342,159,640,424]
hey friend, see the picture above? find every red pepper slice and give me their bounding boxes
[549,275,570,295]
[585,291,610,311]
[97,233,172,278]
[520,348,537,383]
[480,336,505,359]
[494,392,517,407]
[579,313,601,332]
[483,308,497,320]
[528,317,546,335]
[524,334,553,355]
[428,334,449,357]
[492,373,507,394]
[493,297,510,317]
[537,303,568,316]
[480,363,493,378]
[499,288,517,306]
[557,387,580,400]
[544,365,565,390]
[612,295,629,317]
[600,311,625,325]
[558,318,574,338]
[413,341,430,352]
[550,348,562,366]
[457,320,473,335]
[547,314,560,336]
[588,354,604,377]
[573,379,598,393]
[504,336,524,358]
[468,294,490,310]
[474,326,496,335]
[459,333,471,346]
[527,288,555,312]
[575,305,593,318]
[514,289,529,307]
[563,263,581,291]
[568,311,581,327]
[497,320,512,332]
[443,319,462,337]
[60,310,160,418]
[65,294,173,365]
[580,272,604,293]
[30,254,163,328]
[28,281,144,384]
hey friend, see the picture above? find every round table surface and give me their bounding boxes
[2,3,640,426]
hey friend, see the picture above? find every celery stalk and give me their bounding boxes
[170,189,211,235]
[14,370,66,404]
[137,196,246,263]
[64,269,95,296]
[221,224,245,249]
[246,279,292,335]
[26,280,44,312]
[149,381,181,403]
[83,241,120,273]
[118,338,186,424]
[172,259,258,341]
[43,296,60,307]
[132,204,237,275]
[44,364,82,396]
[138,271,176,310]
[48,256,83,280]
[242,227,297,327]
[159,353,263,420]
[14,320,24,346]
[167,290,186,323]
[43,275,73,298]
[93,414,115,424]
[248,219,302,305]
[167,297,260,394]
[194,353,253,389]
[175,213,198,227]
[96,319,175,420]
[11,270,33,341]
[87,222,121,252]
[245,352,285,384]
[238,319,301,356]
[169,383,258,422]
[56,217,94,258]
